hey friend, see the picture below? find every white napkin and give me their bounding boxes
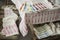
[4,7,18,21]
[2,20,19,37]
[1,7,19,37]
[11,0,32,37]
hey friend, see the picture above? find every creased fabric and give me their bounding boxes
[1,7,19,37]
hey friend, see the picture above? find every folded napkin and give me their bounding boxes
[1,7,19,37]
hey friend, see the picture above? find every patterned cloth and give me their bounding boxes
[11,0,49,37]
[25,8,60,24]
[11,0,60,37]
[33,3,47,10]
[1,7,19,37]
[1,20,19,36]
[34,24,53,39]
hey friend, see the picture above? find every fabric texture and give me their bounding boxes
[1,7,19,37]
[34,24,53,39]
[11,0,53,37]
